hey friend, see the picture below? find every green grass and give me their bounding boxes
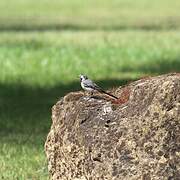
[0,0,180,30]
[0,0,180,179]
[1,30,180,86]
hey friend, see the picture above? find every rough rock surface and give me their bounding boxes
[45,73,180,180]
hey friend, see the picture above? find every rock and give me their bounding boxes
[45,73,180,180]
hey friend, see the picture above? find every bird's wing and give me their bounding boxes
[83,79,102,90]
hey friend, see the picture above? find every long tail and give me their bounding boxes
[99,89,118,99]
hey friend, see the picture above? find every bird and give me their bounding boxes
[79,74,118,99]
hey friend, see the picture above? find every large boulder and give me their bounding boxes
[45,73,180,180]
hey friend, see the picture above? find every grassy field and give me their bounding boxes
[0,0,180,30]
[0,0,180,179]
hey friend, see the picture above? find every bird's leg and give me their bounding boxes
[86,91,93,100]
[83,91,91,100]
[83,91,86,97]
[90,91,93,96]
[85,91,89,97]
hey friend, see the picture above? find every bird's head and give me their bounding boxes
[79,74,88,82]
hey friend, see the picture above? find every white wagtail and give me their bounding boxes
[80,74,118,99]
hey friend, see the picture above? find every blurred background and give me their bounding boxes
[0,0,180,179]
